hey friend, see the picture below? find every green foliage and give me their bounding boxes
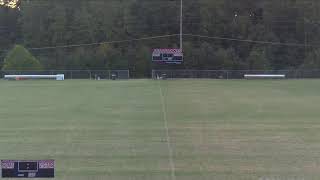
[301,48,320,69]
[131,46,151,78]
[214,48,235,69]
[2,45,43,70]
[248,48,269,70]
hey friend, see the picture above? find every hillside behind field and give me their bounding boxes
[1,0,320,77]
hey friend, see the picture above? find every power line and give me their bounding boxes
[0,34,179,52]
[29,34,179,50]
[184,34,314,47]
[2,33,317,53]
[2,33,316,53]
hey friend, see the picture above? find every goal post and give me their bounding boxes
[4,74,65,81]
[244,74,286,79]
[1,70,130,80]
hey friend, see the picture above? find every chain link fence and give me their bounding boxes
[2,69,320,80]
[0,70,130,80]
[152,69,320,79]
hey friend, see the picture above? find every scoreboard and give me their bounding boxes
[152,49,183,64]
[1,160,54,178]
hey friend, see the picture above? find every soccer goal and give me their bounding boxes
[244,74,286,79]
[4,74,65,81]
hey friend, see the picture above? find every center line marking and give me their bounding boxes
[158,81,176,180]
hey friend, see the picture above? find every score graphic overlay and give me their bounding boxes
[1,160,54,178]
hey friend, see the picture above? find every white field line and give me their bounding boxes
[62,120,76,180]
[158,82,176,180]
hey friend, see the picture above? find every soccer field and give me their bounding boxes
[1,80,320,180]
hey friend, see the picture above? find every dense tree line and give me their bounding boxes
[1,0,320,77]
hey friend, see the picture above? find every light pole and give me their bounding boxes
[180,0,183,51]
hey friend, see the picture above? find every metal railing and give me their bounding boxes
[152,69,320,79]
[3,69,320,80]
[1,70,130,80]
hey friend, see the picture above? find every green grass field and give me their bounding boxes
[1,79,320,180]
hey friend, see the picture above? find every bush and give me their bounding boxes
[2,45,43,70]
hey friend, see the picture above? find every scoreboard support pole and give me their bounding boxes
[180,0,183,51]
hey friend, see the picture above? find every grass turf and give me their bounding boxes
[0,79,320,180]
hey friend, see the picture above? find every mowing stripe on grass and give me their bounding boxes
[158,81,176,180]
